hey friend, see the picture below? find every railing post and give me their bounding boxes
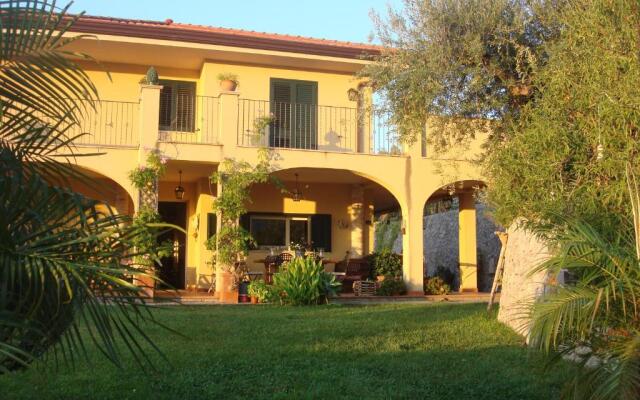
[218,91,240,150]
[138,84,161,159]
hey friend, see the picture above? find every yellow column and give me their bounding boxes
[402,201,425,295]
[458,191,478,292]
[218,90,240,151]
[138,84,161,161]
[349,185,365,257]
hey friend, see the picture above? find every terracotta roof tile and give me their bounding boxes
[69,15,382,59]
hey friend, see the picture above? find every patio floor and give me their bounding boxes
[153,289,499,305]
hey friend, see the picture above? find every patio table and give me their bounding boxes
[245,271,263,281]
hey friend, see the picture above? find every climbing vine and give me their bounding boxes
[374,212,401,252]
[206,147,274,285]
[127,149,171,268]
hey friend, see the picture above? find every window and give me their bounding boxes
[159,80,196,132]
[243,214,330,250]
[207,213,217,239]
[270,78,318,149]
[250,217,286,247]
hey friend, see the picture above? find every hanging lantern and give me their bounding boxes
[292,173,302,202]
[175,170,185,200]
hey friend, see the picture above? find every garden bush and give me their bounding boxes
[424,277,451,295]
[367,250,402,279]
[376,279,407,296]
[272,257,341,305]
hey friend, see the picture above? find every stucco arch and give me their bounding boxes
[64,164,136,216]
[422,179,500,292]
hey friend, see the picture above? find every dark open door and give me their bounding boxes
[157,202,187,289]
[270,78,317,149]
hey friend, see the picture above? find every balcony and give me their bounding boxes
[237,99,402,155]
[46,89,403,157]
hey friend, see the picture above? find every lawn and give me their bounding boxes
[1,303,568,399]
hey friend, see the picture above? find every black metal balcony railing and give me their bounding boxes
[24,98,140,148]
[158,95,219,144]
[370,109,403,155]
[237,99,402,155]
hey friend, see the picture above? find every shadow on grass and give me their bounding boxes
[0,303,567,400]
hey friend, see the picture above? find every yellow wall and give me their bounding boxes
[243,181,355,272]
[66,42,489,293]
[81,60,360,108]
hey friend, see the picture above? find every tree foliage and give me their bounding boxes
[487,0,640,233]
[362,0,561,149]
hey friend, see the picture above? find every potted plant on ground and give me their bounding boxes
[367,249,402,282]
[248,279,269,304]
[208,151,272,303]
[218,73,238,91]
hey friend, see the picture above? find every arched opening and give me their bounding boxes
[423,180,502,293]
[241,167,402,291]
[62,166,134,216]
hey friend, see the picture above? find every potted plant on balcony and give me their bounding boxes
[208,150,272,303]
[217,73,238,91]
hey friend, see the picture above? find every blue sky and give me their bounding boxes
[68,0,403,44]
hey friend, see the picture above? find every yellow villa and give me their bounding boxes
[61,15,488,296]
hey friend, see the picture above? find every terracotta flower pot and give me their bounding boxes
[220,79,237,92]
[250,296,258,304]
[217,270,239,304]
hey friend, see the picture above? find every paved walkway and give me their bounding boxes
[152,290,497,306]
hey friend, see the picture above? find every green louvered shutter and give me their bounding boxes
[270,79,317,149]
[158,80,196,132]
[270,80,292,147]
[294,82,317,149]
[310,214,331,252]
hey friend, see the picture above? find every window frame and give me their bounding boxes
[158,79,196,133]
[249,214,312,250]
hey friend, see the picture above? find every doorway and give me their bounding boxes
[157,201,187,289]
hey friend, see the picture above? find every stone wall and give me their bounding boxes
[497,223,550,335]
[420,204,502,291]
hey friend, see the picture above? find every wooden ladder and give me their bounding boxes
[487,231,509,312]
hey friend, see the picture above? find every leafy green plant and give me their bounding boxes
[0,1,169,372]
[247,280,270,302]
[374,213,401,252]
[368,250,402,279]
[209,149,273,286]
[434,266,456,289]
[128,149,167,190]
[376,279,407,296]
[424,277,451,295]
[272,257,341,305]
[217,72,238,83]
[527,164,640,400]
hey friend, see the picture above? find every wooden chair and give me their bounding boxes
[263,255,278,284]
[334,258,371,293]
[276,252,292,266]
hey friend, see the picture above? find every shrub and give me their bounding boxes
[434,266,457,289]
[368,250,402,279]
[272,257,341,305]
[424,277,451,295]
[247,279,270,302]
[376,279,407,296]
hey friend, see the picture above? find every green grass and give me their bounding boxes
[1,303,568,399]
